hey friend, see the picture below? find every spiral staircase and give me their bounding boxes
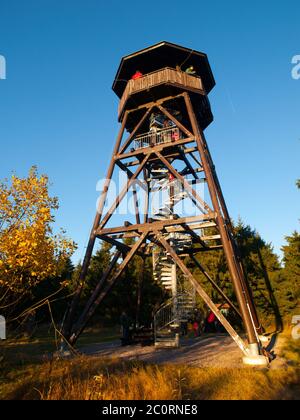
[152,175,196,347]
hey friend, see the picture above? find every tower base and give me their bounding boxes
[258,335,270,344]
[243,343,269,367]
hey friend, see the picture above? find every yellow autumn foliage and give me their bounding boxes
[0,166,76,296]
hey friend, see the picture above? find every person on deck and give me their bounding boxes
[131,70,143,80]
[168,172,175,182]
[185,65,196,75]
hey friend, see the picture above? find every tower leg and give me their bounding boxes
[156,232,269,366]
[243,343,269,366]
[61,113,129,340]
[69,232,148,345]
[183,93,262,351]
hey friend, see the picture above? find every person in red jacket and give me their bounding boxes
[204,310,216,333]
[168,172,175,182]
[131,70,143,80]
[193,320,199,337]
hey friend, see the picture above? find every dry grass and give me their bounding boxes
[1,327,299,400]
[1,354,299,400]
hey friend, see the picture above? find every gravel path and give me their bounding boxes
[79,334,286,368]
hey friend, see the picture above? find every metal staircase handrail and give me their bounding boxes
[154,291,195,333]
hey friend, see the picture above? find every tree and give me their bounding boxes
[234,220,282,328]
[190,220,283,328]
[0,167,76,318]
[84,241,113,297]
[78,238,165,328]
[277,231,300,315]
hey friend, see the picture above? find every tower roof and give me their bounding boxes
[112,41,215,98]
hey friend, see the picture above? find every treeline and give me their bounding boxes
[64,221,299,331]
[0,169,299,336]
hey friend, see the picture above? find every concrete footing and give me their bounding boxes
[243,343,269,367]
[53,341,73,359]
[258,335,270,344]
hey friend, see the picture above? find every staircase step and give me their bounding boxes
[155,341,178,348]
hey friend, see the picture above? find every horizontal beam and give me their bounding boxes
[122,146,200,168]
[178,245,223,255]
[120,92,186,121]
[96,213,216,236]
[98,235,144,257]
[115,136,195,161]
[107,221,217,238]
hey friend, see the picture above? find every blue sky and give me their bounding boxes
[0,0,299,263]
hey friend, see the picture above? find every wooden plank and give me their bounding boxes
[102,221,216,239]
[96,213,216,236]
[115,136,195,161]
[123,146,199,168]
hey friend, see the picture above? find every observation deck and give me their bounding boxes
[118,67,205,120]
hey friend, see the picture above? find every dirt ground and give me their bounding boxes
[80,333,287,369]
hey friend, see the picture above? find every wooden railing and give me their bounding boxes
[118,67,204,118]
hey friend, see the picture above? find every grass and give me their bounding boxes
[0,325,120,389]
[0,324,119,363]
[1,326,299,400]
[1,355,299,400]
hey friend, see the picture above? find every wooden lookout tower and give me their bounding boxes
[62,41,269,365]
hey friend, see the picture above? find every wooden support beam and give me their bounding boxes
[179,245,223,255]
[98,235,143,256]
[191,255,242,318]
[69,232,148,345]
[98,154,150,230]
[122,93,186,118]
[158,104,193,138]
[115,136,195,161]
[119,107,153,154]
[106,220,217,237]
[96,213,216,236]
[61,111,129,340]
[123,146,199,168]
[155,150,212,214]
[132,183,141,225]
[71,250,122,336]
[183,92,260,344]
[115,160,147,192]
